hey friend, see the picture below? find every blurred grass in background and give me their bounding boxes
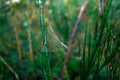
[0,0,120,80]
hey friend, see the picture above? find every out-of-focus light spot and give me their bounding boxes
[23,22,28,27]
[45,1,49,5]
[12,0,20,3]
[49,10,52,14]
[6,0,20,4]
[64,0,68,4]
[36,0,42,5]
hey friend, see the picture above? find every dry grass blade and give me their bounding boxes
[59,1,88,80]
[27,28,34,62]
[0,55,19,80]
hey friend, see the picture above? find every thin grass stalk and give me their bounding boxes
[99,34,120,71]
[38,1,52,79]
[9,0,22,64]
[24,10,34,62]
[0,55,19,80]
[60,1,88,80]
[96,48,100,71]
[82,26,87,80]
[93,34,120,79]
[12,19,22,64]
[0,37,17,50]
[37,1,48,79]
[88,0,113,74]
[27,28,34,62]
[44,31,52,80]
[88,27,91,66]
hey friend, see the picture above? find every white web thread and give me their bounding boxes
[48,26,68,49]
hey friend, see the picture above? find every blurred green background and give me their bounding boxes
[0,0,120,80]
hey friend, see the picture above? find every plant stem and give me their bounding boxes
[60,1,88,80]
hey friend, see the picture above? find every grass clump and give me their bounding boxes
[0,0,120,80]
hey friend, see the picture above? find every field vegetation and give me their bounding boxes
[0,0,120,80]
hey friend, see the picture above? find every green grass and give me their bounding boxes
[0,0,120,80]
